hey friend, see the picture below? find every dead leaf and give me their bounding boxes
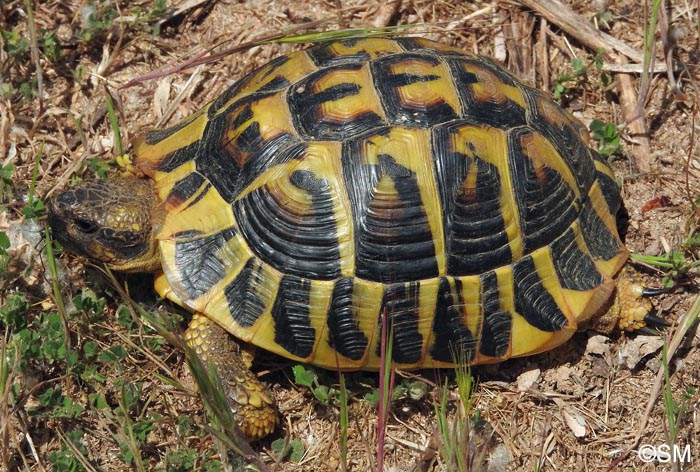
[618,335,665,369]
[585,334,611,356]
[153,78,172,119]
[551,365,578,394]
[516,368,541,391]
[562,408,586,437]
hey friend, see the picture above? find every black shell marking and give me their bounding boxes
[429,277,477,363]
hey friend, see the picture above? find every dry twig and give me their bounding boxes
[516,0,657,172]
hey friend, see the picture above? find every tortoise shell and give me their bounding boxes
[134,37,627,370]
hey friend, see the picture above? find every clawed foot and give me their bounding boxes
[184,313,277,440]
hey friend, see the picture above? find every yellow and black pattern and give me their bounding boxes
[432,123,517,274]
[288,63,386,140]
[233,168,343,279]
[342,127,442,282]
[135,37,628,369]
[371,53,461,126]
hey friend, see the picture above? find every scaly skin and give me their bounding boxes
[48,178,161,272]
[48,178,278,440]
[184,314,277,440]
[588,266,653,334]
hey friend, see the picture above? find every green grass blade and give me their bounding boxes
[377,308,395,472]
[266,25,410,45]
[104,91,124,157]
[339,371,348,471]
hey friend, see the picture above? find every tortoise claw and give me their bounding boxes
[643,311,671,328]
[642,287,667,297]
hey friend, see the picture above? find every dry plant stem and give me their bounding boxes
[0,100,11,163]
[516,0,653,173]
[23,0,44,121]
[537,19,550,88]
[635,0,660,123]
[516,0,646,62]
[155,65,205,128]
[616,73,652,173]
[602,63,673,73]
[119,17,334,89]
[657,0,681,95]
[161,0,210,24]
[373,0,402,28]
[685,105,698,212]
[502,9,536,82]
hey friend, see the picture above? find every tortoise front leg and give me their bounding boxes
[184,313,277,440]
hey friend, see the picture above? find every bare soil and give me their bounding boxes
[1,1,699,471]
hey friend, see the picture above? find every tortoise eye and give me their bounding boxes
[73,218,98,234]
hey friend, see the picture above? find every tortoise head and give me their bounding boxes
[48,177,162,272]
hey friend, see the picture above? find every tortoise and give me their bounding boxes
[48,36,658,440]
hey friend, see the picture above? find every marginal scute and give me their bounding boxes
[165,173,209,210]
[326,277,369,361]
[271,275,316,359]
[593,163,622,216]
[478,271,512,358]
[173,228,237,300]
[550,227,604,291]
[145,107,208,146]
[378,282,424,365]
[429,277,477,363]
[513,255,569,332]
[225,258,269,328]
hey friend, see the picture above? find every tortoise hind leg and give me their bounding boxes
[184,313,277,440]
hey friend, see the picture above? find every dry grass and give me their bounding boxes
[1,0,699,471]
